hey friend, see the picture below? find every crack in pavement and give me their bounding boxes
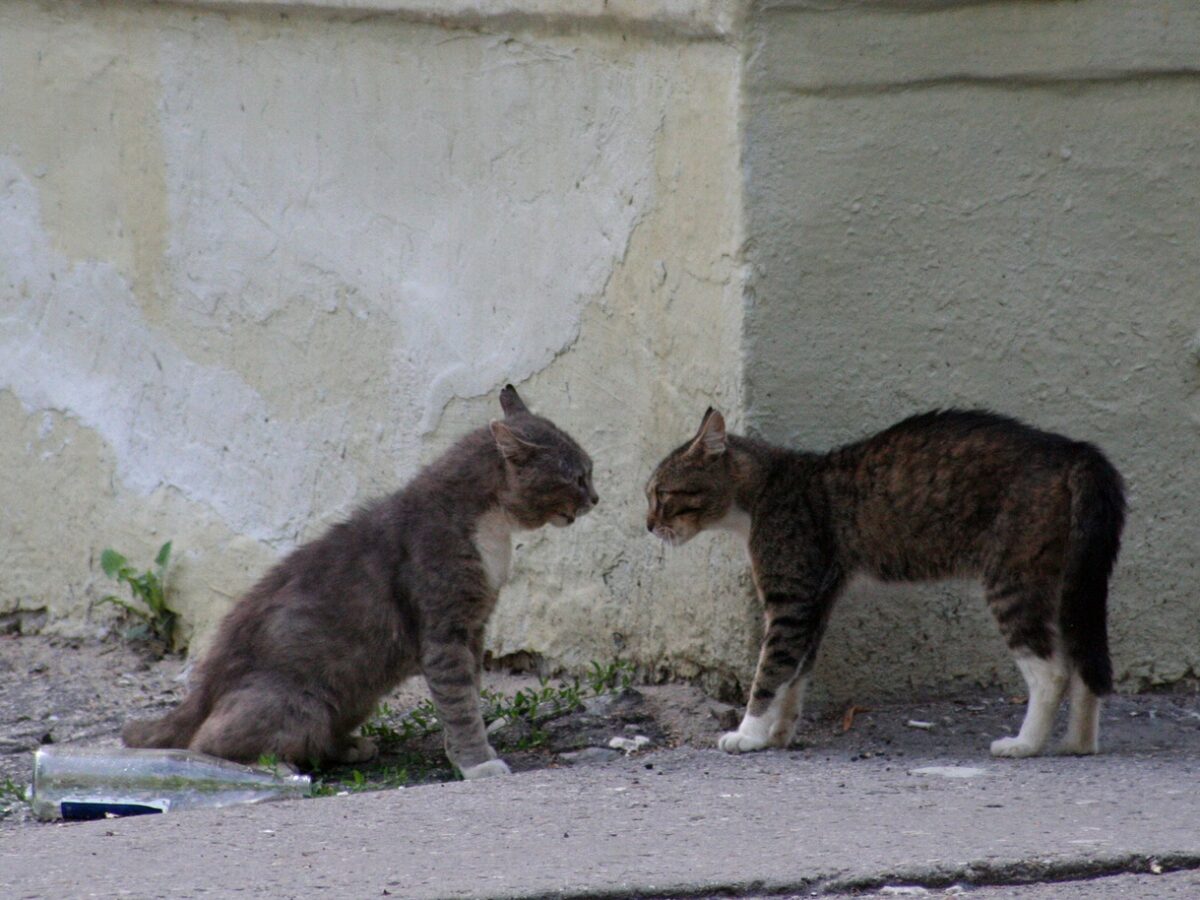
[514,852,1200,900]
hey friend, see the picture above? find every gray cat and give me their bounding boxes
[123,385,598,778]
[647,408,1124,759]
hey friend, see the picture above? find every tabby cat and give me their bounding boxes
[646,408,1124,758]
[123,386,598,778]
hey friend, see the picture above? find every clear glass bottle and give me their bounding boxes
[31,746,311,821]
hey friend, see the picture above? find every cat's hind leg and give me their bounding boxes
[991,652,1070,758]
[986,576,1069,758]
[720,585,836,754]
[189,683,338,767]
[1059,670,1101,755]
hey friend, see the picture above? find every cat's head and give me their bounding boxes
[490,385,599,529]
[645,408,734,546]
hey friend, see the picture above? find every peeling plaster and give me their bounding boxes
[0,159,357,546]
[4,0,1196,700]
[1,12,669,556]
[155,18,660,433]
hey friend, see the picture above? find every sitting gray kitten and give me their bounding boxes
[123,385,598,779]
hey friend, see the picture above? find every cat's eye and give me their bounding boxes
[660,489,700,501]
[577,474,588,488]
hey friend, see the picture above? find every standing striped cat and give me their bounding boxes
[124,385,598,778]
[647,408,1124,758]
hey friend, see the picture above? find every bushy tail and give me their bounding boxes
[1060,446,1126,696]
[122,686,211,749]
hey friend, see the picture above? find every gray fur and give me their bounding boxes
[123,385,598,775]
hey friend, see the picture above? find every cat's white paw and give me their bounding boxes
[990,736,1040,758]
[718,731,769,754]
[460,758,512,780]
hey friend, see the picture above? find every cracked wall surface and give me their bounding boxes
[742,0,1200,700]
[4,0,1197,703]
[0,0,751,688]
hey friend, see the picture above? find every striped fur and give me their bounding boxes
[648,408,1125,759]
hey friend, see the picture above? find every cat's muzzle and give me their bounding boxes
[550,501,593,528]
[651,525,681,546]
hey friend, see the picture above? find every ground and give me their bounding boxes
[2,632,1198,839]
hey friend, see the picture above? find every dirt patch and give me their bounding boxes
[3,633,1198,833]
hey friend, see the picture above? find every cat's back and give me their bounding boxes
[817,409,1115,577]
[839,408,1089,477]
[207,490,417,641]
[281,492,415,588]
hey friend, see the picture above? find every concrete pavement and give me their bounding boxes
[3,742,1198,899]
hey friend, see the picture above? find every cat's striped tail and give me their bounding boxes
[1060,445,1126,696]
[122,683,211,750]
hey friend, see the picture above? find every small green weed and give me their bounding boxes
[481,664,634,752]
[362,699,440,748]
[256,753,283,775]
[360,707,402,746]
[96,541,177,647]
[310,780,340,798]
[0,777,29,819]
[398,699,440,740]
[481,675,586,726]
[310,761,431,797]
[306,659,638,797]
[587,659,635,695]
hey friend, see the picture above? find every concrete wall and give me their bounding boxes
[743,0,1200,699]
[0,0,755,694]
[3,0,1196,704]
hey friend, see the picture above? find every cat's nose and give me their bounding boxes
[646,521,654,533]
[589,490,600,506]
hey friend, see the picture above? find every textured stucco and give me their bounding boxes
[2,0,1197,704]
[742,0,1200,700]
[0,0,752,690]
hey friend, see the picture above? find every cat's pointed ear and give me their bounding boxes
[499,384,529,417]
[490,420,537,462]
[689,408,727,459]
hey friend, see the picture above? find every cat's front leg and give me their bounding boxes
[421,641,510,779]
[720,589,835,754]
[719,675,810,753]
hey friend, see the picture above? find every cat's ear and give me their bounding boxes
[689,408,727,459]
[499,384,529,417]
[490,420,537,462]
